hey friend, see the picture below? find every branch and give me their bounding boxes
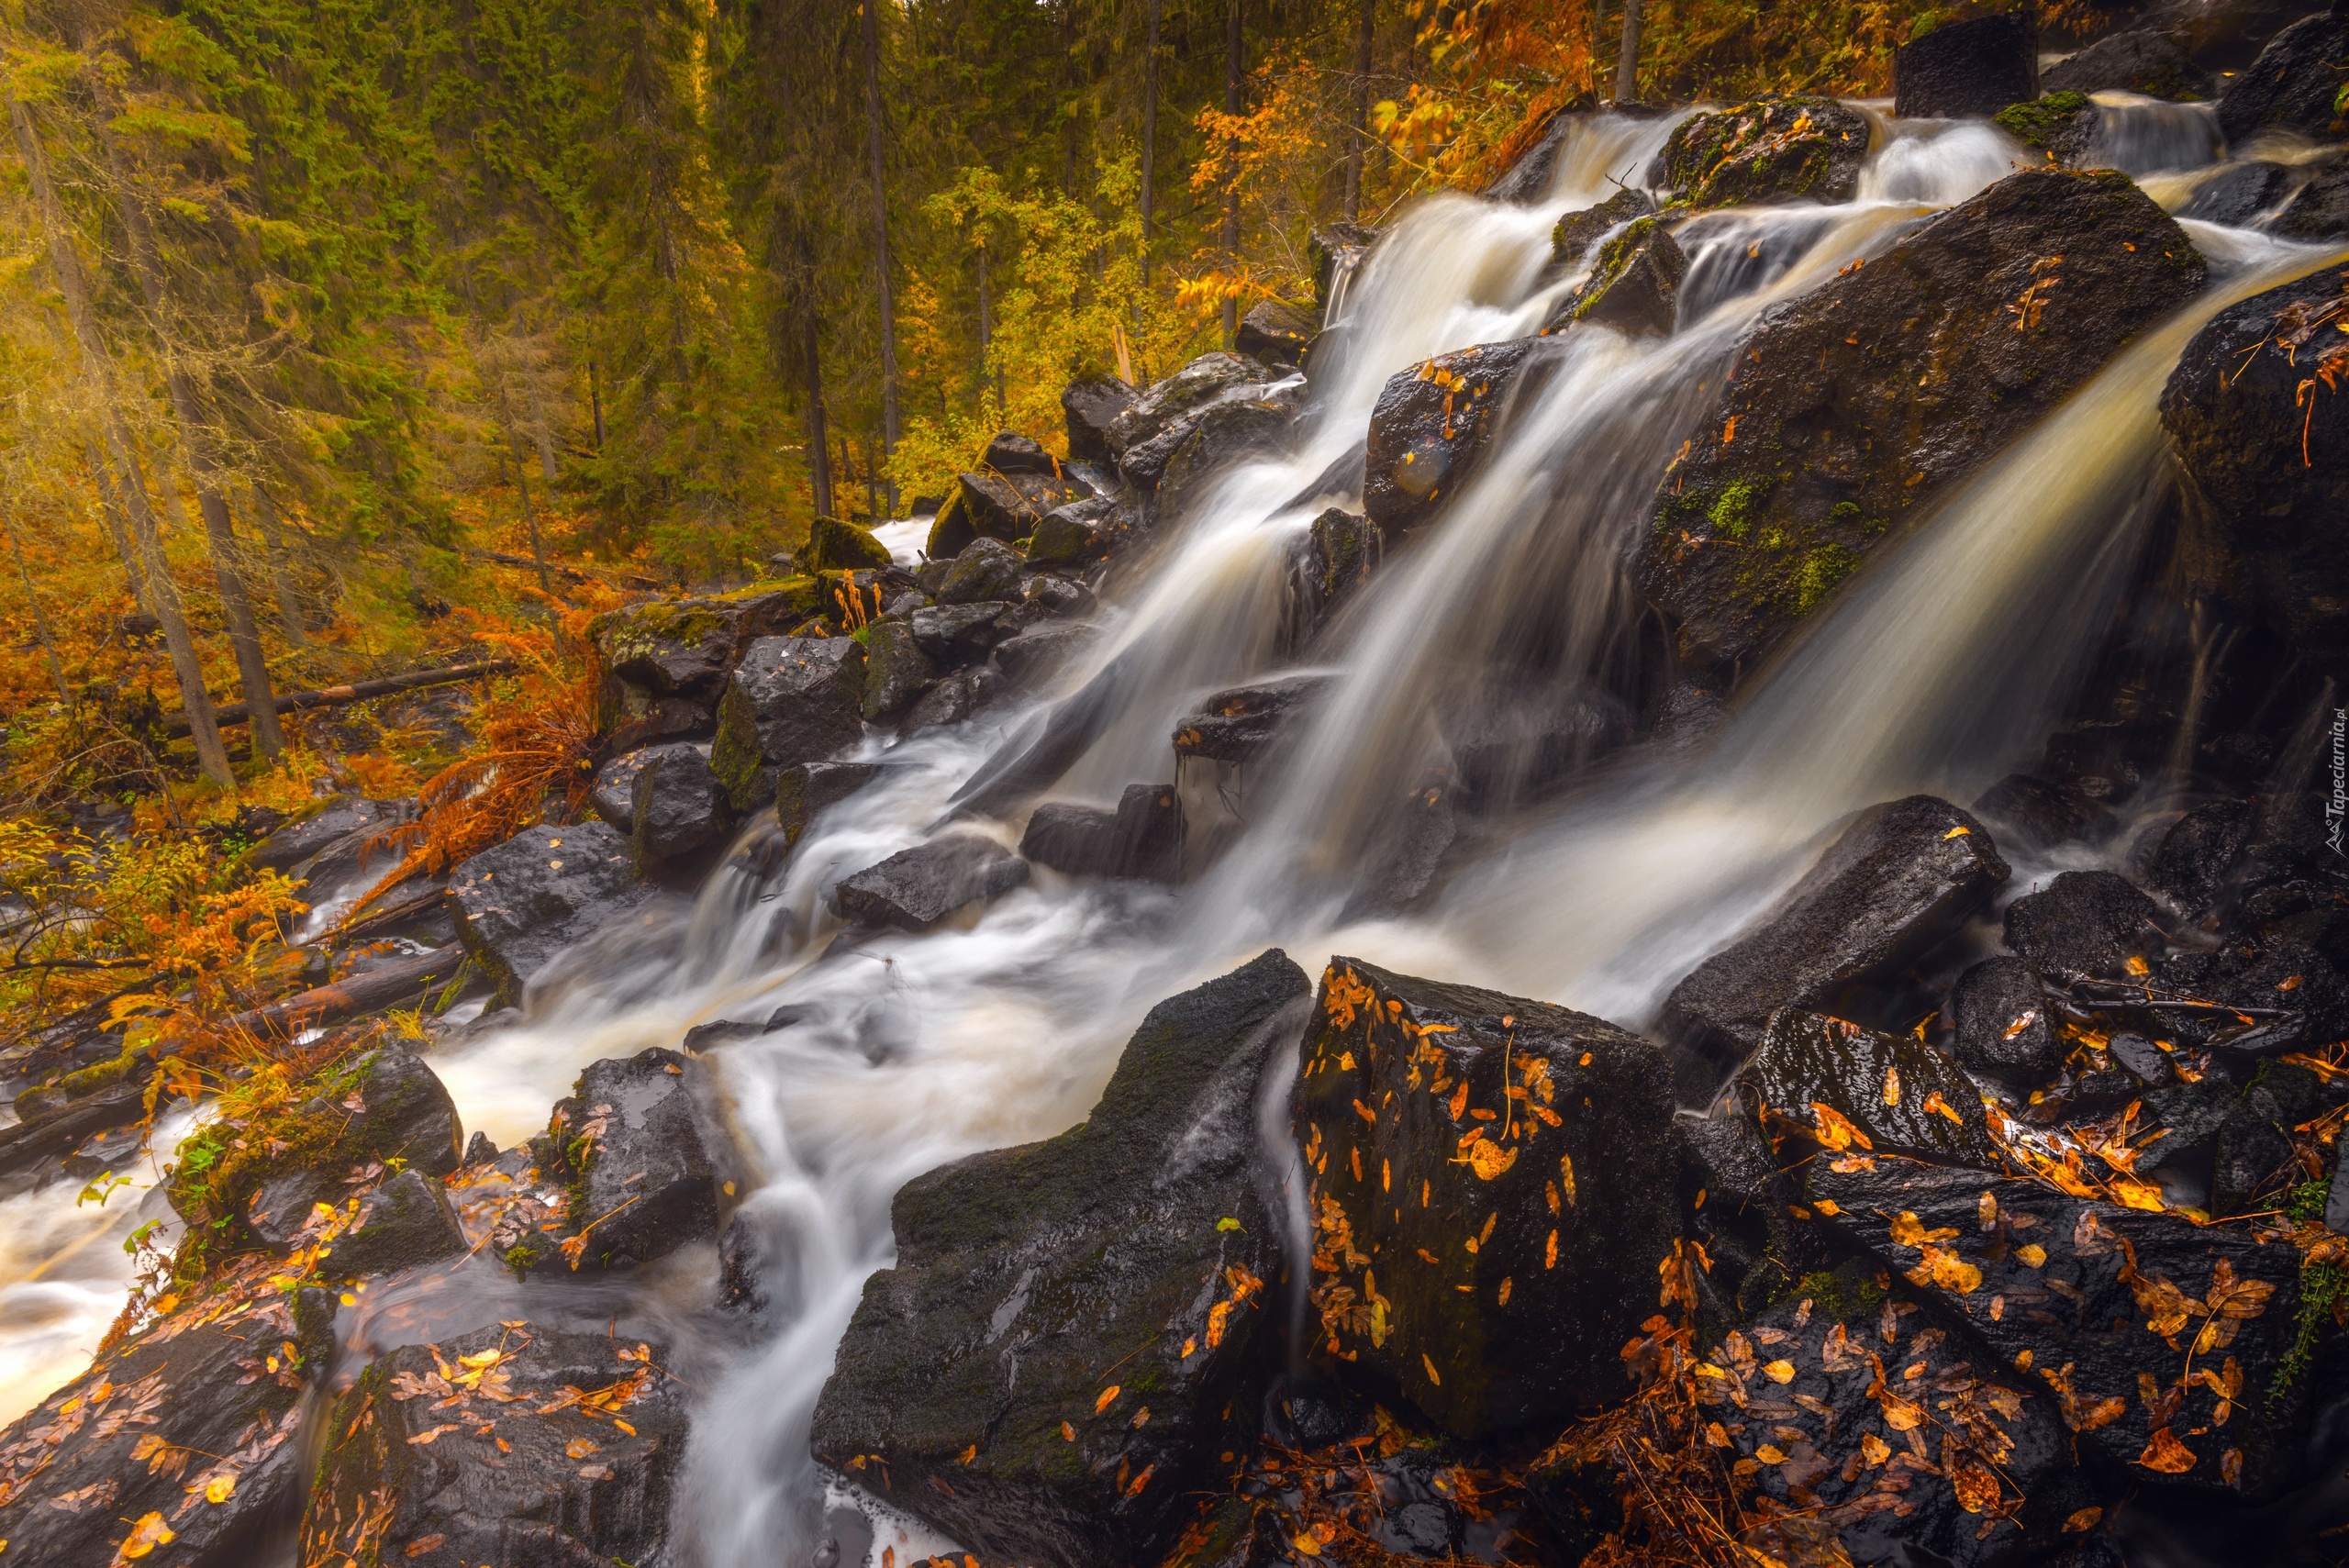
[164,660,517,735]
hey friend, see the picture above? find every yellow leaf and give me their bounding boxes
[2110,1178,2165,1213]
[1878,1393,1923,1430]
[2017,1243,2047,1267]
[2137,1428,2198,1473]
[1882,1066,1901,1106]
[1860,1432,1891,1465]
[2125,955,2150,976]
[1545,1229,1558,1269]
[1888,1212,1959,1248]
[2063,1507,2103,1532]
[613,1420,635,1437]
[1560,1153,1576,1204]
[120,1514,175,1559]
[1292,1535,1322,1557]
[1705,1421,1731,1447]
[202,1475,235,1505]
[1094,1385,1120,1413]
[1061,1421,1076,1440]
[566,1439,600,1460]
[1422,1353,1442,1386]
[1762,1360,1796,1385]
[1466,1140,1518,1181]
[1754,1444,1787,1463]
[1809,1103,1874,1151]
[1904,1244,1984,1295]
[958,1443,979,1462]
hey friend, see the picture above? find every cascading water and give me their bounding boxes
[2,95,2342,1568]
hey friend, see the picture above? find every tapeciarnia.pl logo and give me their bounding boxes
[2329,707,2345,855]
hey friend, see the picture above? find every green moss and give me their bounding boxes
[2284,1179,2330,1223]
[1791,543,1863,613]
[1571,218,1658,319]
[1793,1266,1886,1321]
[1706,477,1771,540]
[806,515,894,575]
[1830,499,1860,520]
[58,1051,137,1098]
[1993,92,2092,149]
[707,681,768,814]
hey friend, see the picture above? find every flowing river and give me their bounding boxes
[0,95,2341,1568]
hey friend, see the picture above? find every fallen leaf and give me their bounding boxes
[566,1439,600,1460]
[1754,1444,1787,1463]
[1882,1065,1901,1106]
[2017,1243,2047,1267]
[1951,1462,2000,1514]
[1859,1432,1891,1465]
[1094,1386,1119,1414]
[1422,1353,1442,1386]
[2062,1507,2102,1533]
[404,1536,447,1558]
[120,1513,176,1559]
[203,1474,235,1505]
[1809,1103,1874,1152]
[2137,1427,2198,1473]
[1889,1211,1959,1248]
[1762,1360,1796,1385]
[406,1425,459,1445]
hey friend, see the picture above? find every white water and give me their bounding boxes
[2,100,2341,1568]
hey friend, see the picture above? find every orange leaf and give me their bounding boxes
[2137,1427,2198,1473]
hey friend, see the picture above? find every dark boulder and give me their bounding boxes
[1660,796,2011,1086]
[830,835,1030,929]
[1172,673,1338,764]
[0,1255,331,1568]
[2002,870,2164,980]
[1107,352,1275,492]
[1156,398,1294,518]
[323,1167,467,1280]
[589,745,662,830]
[2272,159,2349,239]
[514,1047,723,1272]
[630,743,731,864]
[591,584,819,729]
[1642,169,2206,674]
[2160,263,2349,664]
[983,429,1061,475]
[2177,158,2294,222]
[301,1322,689,1568]
[1019,783,1186,882]
[1236,297,1317,367]
[995,620,1099,684]
[1651,96,1870,209]
[1483,108,1579,202]
[1308,222,1379,312]
[2139,1078,2239,1209]
[2210,1061,2328,1216]
[1542,217,1685,337]
[1738,1009,1998,1167]
[1971,772,2118,850]
[861,621,937,720]
[1297,506,1382,630]
[707,635,867,812]
[250,794,393,875]
[1992,90,2103,165]
[2216,11,2349,144]
[907,600,1013,663]
[2044,27,2217,98]
[1809,1161,2314,1499]
[2145,797,2257,910]
[929,469,1077,556]
[904,665,1003,730]
[811,951,1311,1568]
[2144,0,2320,72]
[1549,185,1656,272]
[599,691,713,758]
[1896,11,2040,118]
[1949,955,2064,1084]
[448,820,651,1006]
[806,513,895,574]
[936,536,1026,606]
[1673,1108,1838,1310]
[1063,374,1138,463]
[779,760,883,845]
[1364,339,1542,538]
[1295,959,1680,1437]
[1028,497,1112,564]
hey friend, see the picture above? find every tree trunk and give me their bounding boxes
[1344,0,1374,221]
[1615,0,1644,103]
[588,361,607,451]
[1139,0,1162,285]
[1,494,70,704]
[249,484,310,646]
[10,96,233,787]
[1224,0,1245,346]
[804,299,834,521]
[860,0,903,475]
[504,439,553,596]
[98,121,283,760]
[86,441,150,611]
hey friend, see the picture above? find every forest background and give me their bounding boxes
[0,0,2111,1053]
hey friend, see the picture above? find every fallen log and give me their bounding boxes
[0,1080,145,1178]
[228,945,464,1041]
[465,547,660,590]
[166,661,515,735]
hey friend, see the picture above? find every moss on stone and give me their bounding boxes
[707,681,768,814]
[1571,218,1659,320]
[1791,542,1864,613]
[57,1051,137,1099]
[1994,91,2093,148]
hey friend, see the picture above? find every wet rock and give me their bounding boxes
[806,513,895,573]
[592,584,820,728]
[630,743,731,863]
[2161,264,2349,664]
[983,429,1060,475]
[2139,1078,2237,1206]
[2217,11,2349,144]
[2144,0,2315,72]
[302,1322,688,1568]
[1364,339,1542,538]
[1156,398,1294,518]
[519,1047,723,1271]
[1236,297,1317,367]
[0,1258,328,1568]
[1896,11,2040,118]
[1674,1108,1837,1309]
[830,835,1030,930]
[250,794,394,874]
[2272,159,2349,239]
[1107,352,1275,492]
[775,762,884,850]
[2179,158,2294,223]
[928,469,1077,557]
[1019,783,1186,882]
[1740,1009,1999,1167]
[1299,506,1381,628]
[861,621,937,720]
[2211,1061,2327,1216]
[995,620,1099,684]
[718,1209,772,1314]
[811,951,1311,1568]
[1063,374,1138,463]
[936,536,1026,606]
[1970,772,2118,850]
[907,601,1012,663]
[2109,1029,2179,1086]
[1651,96,1870,209]
[1027,496,1112,564]
[1642,169,2205,674]
[904,665,1003,730]
[590,745,662,829]
[1660,795,2011,1085]
[1543,216,1685,337]
[1483,109,1580,202]
[1308,221,1380,311]
[2146,797,2257,910]
[600,691,714,757]
[1549,185,1656,272]
[1296,958,1680,1436]
[2044,27,2217,98]
[448,820,651,1006]
[324,1168,467,1279]
[1949,955,2063,1084]
[708,635,867,812]
[1809,1161,2314,1499]
[1992,90,2103,165]
[1172,673,1337,764]
[2003,870,2164,980]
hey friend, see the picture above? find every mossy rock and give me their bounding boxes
[805,515,893,574]
[1652,96,1870,209]
[1993,91,2099,164]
